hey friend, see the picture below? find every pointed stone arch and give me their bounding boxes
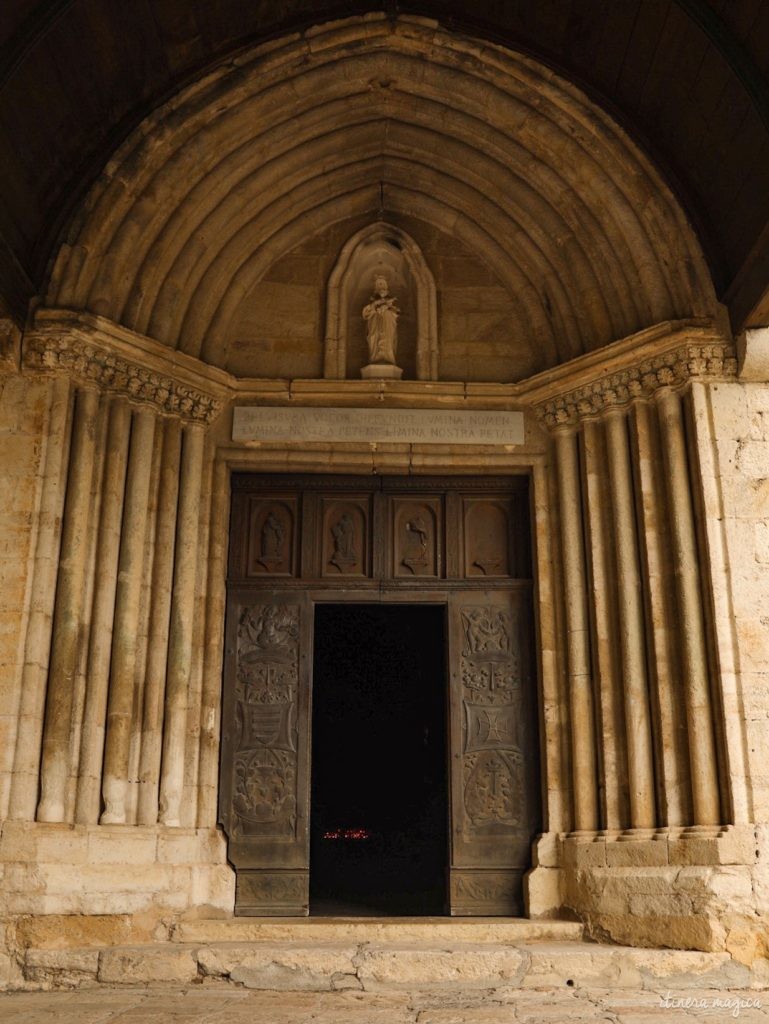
[44,16,718,375]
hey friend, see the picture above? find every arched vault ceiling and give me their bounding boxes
[45,18,716,375]
[1,0,769,330]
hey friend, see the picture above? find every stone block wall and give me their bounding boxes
[557,828,769,962]
[0,821,233,918]
[693,380,769,825]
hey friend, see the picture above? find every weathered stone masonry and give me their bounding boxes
[2,15,769,972]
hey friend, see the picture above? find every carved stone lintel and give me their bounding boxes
[534,342,737,429]
[23,329,222,424]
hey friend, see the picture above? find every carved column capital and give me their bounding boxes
[534,340,737,431]
[22,311,225,424]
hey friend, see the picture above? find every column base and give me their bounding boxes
[559,825,769,961]
[0,821,235,919]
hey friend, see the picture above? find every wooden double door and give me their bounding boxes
[220,474,541,916]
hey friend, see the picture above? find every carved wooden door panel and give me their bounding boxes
[220,590,312,915]
[221,474,539,916]
[447,589,536,915]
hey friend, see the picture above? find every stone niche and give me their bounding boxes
[324,221,438,381]
[222,214,528,383]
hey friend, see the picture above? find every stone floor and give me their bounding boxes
[6,919,769,1020]
[2,985,769,1022]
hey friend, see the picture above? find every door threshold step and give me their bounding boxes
[12,935,767,994]
[173,917,585,945]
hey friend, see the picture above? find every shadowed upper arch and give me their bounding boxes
[45,16,718,379]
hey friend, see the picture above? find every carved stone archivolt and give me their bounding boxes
[460,605,525,834]
[231,604,299,839]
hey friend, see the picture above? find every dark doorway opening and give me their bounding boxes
[310,603,448,916]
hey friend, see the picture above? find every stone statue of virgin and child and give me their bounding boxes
[361,275,403,379]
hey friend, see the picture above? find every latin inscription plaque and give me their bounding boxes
[232,407,525,446]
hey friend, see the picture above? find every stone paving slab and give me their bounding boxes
[2,986,769,1022]
[11,938,769,993]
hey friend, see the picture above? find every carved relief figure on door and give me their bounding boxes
[464,501,512,577]
[393,499,440,577]
[323,501,368,576]
[330,512,356,571]
[459,604,526,837]
[464,750,524,827]
[247,499,296,576]
[231,603,300,839]
[259,511,284,570]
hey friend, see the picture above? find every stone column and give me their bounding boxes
[100,408,156,824]
[136,419,182,824]
[581,419,626,829]
[197,459,229,826]
[631,400,689,826]
[9,377,72,820]
[37,387,100,823]
[159,422,205,826]
[65,398,109,821]
[554,428,598,831]
[74,398,131,823]
[604,409,656,829]
[181,446,213,825]
[124,432,162,826]
[656,387,721,826]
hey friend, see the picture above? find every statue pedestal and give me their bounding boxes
[361,363,403,380]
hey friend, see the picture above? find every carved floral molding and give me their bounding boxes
[20,311,737,433]
[23,311,225,424]
[533,339,737,430]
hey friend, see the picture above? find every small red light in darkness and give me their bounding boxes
[322,828,371,840]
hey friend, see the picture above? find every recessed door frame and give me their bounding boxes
[219,473,543,916]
